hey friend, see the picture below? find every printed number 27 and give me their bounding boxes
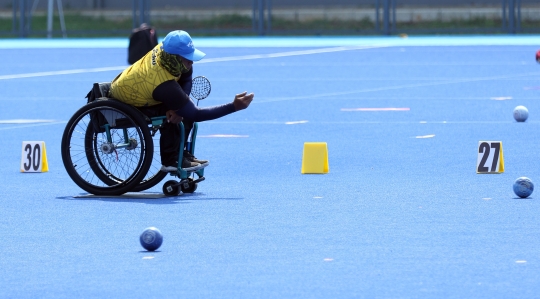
[23,143,41,171]
[478,142,500,172]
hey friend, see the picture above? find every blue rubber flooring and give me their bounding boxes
[1,36,540,298]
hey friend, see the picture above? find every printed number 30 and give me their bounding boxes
[23,143,41,171]
[477,142,500,172]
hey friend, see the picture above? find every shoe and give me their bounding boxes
[183,150,209,165]
[160,158,201,172]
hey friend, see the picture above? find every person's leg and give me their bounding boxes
[159,122,181,167]
[139,106,202,170]
[182,118,208,165]
[138,105,180,167]
[182,118,194,145]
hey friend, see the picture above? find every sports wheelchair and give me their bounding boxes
[61,79,210,196]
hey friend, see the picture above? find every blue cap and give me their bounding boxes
[162,30,205,61]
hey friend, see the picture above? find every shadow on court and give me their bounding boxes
[56,192,244,204]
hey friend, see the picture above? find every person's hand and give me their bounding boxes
[166,110,183,124]
[233,91,254,111]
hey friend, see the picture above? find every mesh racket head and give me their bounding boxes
[191,76,211,101]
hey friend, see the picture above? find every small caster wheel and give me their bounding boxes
[180,178,198,193]
[163,180,180,196]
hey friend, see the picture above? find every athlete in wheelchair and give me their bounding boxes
[61,30,254,196]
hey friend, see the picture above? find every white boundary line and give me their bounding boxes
[0,119,535,131]
[0,119,57,124]
[198,45,383,63]
[202,120,540,125]
[199,77,540,81]
[0,46,384,81]
[2,45,537,129]
[1,36,540,48]
[255,71,540,104]
[0,121,67,130]
[0,66,126,80]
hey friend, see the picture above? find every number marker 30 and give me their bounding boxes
[20,141,49,173]
[476,141,504,174]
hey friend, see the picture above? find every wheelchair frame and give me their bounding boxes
[150,116,206,196]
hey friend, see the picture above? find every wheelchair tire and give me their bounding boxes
[84,111,166,192]
[132,168,167,192]
[180,178,198,193]
[130,127,167,192]
[83,124,118,186]
[163,180,180,196]
[62,100,153,195]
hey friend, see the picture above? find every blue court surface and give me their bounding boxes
[1,35,540,298]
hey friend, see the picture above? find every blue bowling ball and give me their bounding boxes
[513,177,534,198]
[513,106,529,122]
[140,227,163,251]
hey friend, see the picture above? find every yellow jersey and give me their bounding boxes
[110,43,180,107]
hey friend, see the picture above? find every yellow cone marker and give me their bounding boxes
[301,142,329,174]
[20,141,49,173]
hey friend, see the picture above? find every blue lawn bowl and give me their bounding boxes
[140,227,163,251]
[513,106,529,122]
[513,177,534,198]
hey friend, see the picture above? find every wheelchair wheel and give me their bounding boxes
[180,178,198,193]
[84,124,119,186]
[85,112,167,193]
[85,112,166,192]
[163,180,180,196]
[131,127,167,192]
[61,100,153,195]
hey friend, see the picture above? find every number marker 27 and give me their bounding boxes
[477,141,504,173]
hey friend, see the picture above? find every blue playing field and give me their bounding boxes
[1,35,540,298]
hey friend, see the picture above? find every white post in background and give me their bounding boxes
[46,0,52,37]
[57,0,66,37]
[46,0,66,38]
[132,0,150,28]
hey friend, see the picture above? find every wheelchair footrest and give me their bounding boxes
[192,177,205,184]
[181,162,209,172]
